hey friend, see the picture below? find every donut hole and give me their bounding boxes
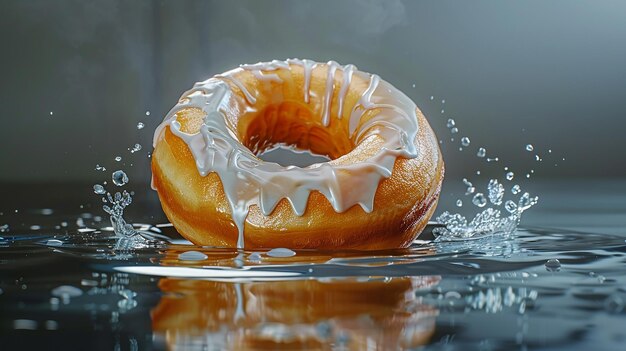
[238,101,354,163]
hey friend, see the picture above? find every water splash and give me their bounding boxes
[434,179,538,241]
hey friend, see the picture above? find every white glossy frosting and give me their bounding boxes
[153,59,420,249]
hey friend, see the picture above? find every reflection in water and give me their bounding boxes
[152,276,440,350]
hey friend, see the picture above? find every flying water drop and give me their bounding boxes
[93,184,106,195]
[525,144,534,152]
[461,137,470,147]
[506,172,514,181]
[472,193,487,207]
[477,147,486,158]
[136,122,145,130]
[112,171,129,186]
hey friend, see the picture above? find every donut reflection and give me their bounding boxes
[152,275,439,350]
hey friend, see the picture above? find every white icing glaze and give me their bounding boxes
[153,59,419,249]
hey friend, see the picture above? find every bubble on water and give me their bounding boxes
[512,185,521,194]
[267,248,296,258]
[95,164,106,172]
[46,239,63,246]
[115,156,122,162]
[505,200,517,213]
[544,259,561,272]
[446,119,455,128]
[130,143,142,153]
[13,319,37,330]
[525,144,534,152]
[506,172,514,181]
[456,199,463,207]
[93,184,106,194]
[488,179,504,205]
[178,251,208,261]
[461,137,470,147]
[477,147,486,158]
[136,122,145,130]
[248,252,262,262]
[112,171,129,186]
[472,193,487,207]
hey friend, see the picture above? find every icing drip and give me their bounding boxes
[337,64,355,119]
[153,59,420,249]
[321,61,339,127]
[286,59,316,103]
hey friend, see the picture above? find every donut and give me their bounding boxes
[152,59,444,249]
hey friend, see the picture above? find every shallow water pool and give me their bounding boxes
[1,181,625,350]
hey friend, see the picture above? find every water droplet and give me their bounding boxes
[487,179,504,205]
[461,137,470,147]
[505,200,517,213]
[441,99,446,104]
[450,127,458,134]
[525,144,534,152]
[267,248,296,258]
[544,258,561,272]
[506,172,514,181]
[112,170,129,186]
[476,147,486,158]
[430,96,434,100]
[49,111,54,116]
[476,170,481,175]
[145,111,151,116]
[93,184,106,194]
[440,109,445,114]
[472,193,487,207]
[95,164,106,172]
[462,178,473,187]
[178,251,208,261]
[446,119,455,128]
[456,199,463,207]
[526,173,531,179]
[115,156,122,162]
[465,186,476,195]
[136,122,145,130]
[535,155,541,161]
[130,143,142,153]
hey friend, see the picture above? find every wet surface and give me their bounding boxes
[1,182,625,350]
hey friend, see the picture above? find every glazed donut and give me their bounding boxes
[152,59,444,250]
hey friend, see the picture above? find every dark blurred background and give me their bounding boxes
[0,1,625,229]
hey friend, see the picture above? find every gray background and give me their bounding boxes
[1,0,625,185]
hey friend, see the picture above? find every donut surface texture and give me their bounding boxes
[152,59,444,249]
